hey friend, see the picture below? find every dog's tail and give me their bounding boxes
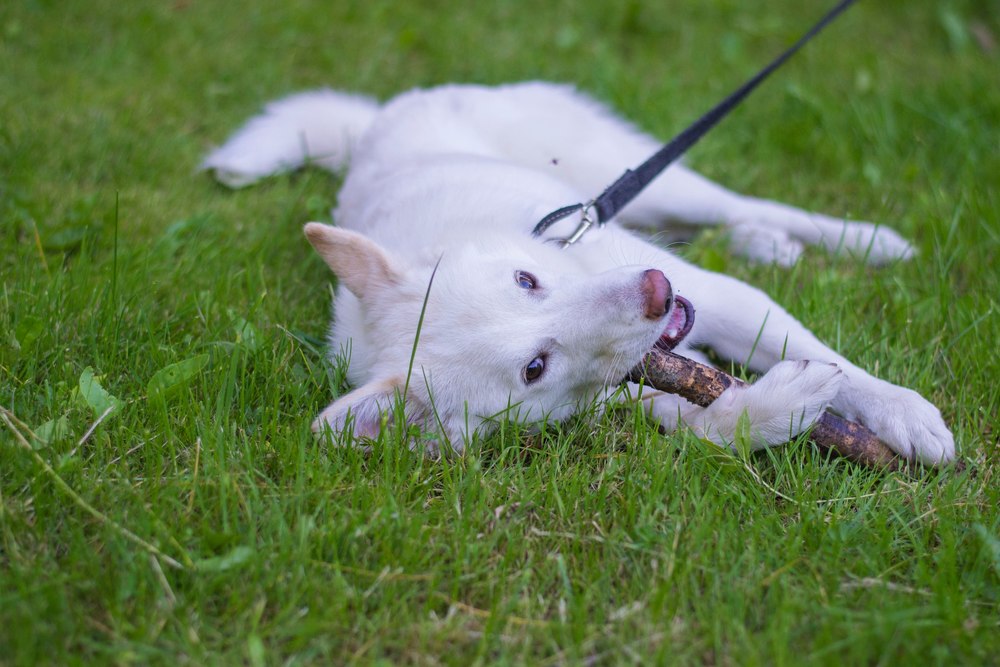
[201,90,379,188]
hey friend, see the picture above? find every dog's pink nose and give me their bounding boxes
[641,269,672,320]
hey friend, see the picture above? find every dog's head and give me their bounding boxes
[304,222,689,452]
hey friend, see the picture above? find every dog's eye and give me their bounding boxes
[515,270,538,290]
[523,356,546,384]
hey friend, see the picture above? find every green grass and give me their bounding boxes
[2,0,998,664]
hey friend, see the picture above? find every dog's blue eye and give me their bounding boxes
[523,356,545,383]
[515,270,538,290]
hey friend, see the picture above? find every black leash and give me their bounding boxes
[532,0,858,244]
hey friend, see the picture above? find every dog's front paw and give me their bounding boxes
[701,360,844,448]
[839,382,955,465]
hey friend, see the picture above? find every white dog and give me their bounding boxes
[203,82,954,465]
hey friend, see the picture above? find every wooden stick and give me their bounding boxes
[628,348,907,471]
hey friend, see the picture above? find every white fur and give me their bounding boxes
[204,82,953,465]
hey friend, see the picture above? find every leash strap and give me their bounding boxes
[532,0,858,242]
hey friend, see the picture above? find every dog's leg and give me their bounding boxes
[202,90,379,188]
[457,84,909,264]
[621,164,914,266]
[670,262,954,464]
[504,86,913,265]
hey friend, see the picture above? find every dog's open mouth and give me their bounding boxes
[655,295,695,351]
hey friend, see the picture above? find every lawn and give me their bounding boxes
[1,0,998,664]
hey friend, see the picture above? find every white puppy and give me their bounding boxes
[204,82,954,465]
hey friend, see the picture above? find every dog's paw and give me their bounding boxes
[727,223,805,267]
[742,360,845,443]
[839,382,955,465]
[700,360,844,448]
[728,201,914,266]
[823,218,916,265]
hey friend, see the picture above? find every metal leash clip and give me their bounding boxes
[555,200,599,248]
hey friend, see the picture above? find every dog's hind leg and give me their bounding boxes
[618,165,808,266]
[202,90,379,188]
[502,86,912,264]
[618,163,914,266]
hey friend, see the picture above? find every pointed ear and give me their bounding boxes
[312,376,407,442]
[312,375,466,454]
[304,223,401,300]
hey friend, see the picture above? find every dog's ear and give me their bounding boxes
[312,376,408,442]
[304,223,401,300]
[312,376,464,455]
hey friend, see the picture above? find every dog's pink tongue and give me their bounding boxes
[656,296,695,351]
